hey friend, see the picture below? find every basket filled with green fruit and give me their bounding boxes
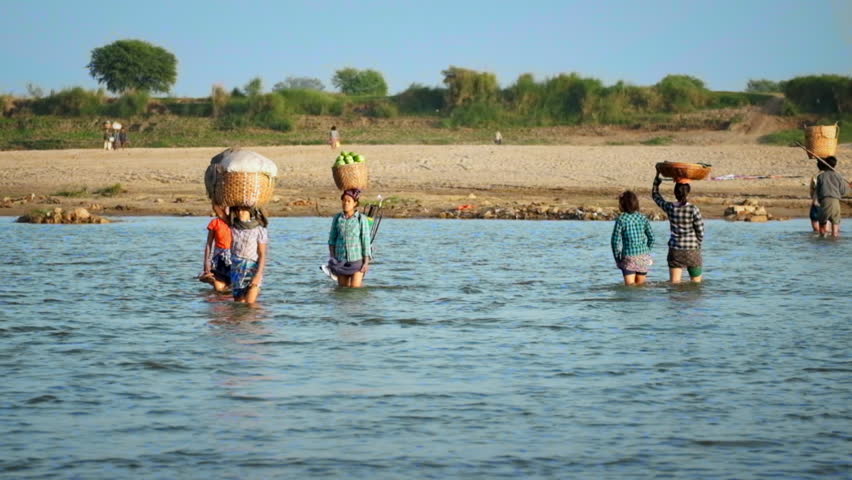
[332,151,369,190]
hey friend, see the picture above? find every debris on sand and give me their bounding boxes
[17,208,111,224]
[724,198,786,222]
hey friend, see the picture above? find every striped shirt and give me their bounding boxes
[328,212,371,262]
[611,212,654,260]
[653,185,704,250]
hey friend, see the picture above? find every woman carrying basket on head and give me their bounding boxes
[653,173,704,284]
[229,206,269,303]
[323,189,371,288]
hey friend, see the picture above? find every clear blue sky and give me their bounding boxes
[1,0,849,97]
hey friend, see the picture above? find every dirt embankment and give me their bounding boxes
[2,140,848,220]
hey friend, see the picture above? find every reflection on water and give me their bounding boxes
[1,216,850,479]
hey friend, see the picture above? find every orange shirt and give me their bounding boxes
[207,218,232,249]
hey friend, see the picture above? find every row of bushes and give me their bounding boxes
[4,74,849,129]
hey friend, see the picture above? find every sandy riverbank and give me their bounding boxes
[1,144,849,219]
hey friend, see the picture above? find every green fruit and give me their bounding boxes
[354,154,365,163]
[344,156,354,164]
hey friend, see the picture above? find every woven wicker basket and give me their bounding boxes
[656,162,712,182]
[214,171,276,207]
[803,124,839,159]
[332,163,369,190]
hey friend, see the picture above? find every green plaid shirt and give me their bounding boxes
[328,212,372,262]
[611,212,654,260]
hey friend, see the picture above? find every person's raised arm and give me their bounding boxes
[652,174,669,212]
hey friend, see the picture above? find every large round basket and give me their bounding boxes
[656,162,711,182]
[803,124,839,159]
[332,163,369,190]
[214,171,276,207]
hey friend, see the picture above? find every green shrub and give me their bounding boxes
[161,98,211,117]
[31,88,105,116]
[640,136,674,145]
[53,186,89,197]
[393,84,445,115]
[93,183,124,196]
[351,98,398,118]
[758,129,802,145]
[216,94,292,131]
[782,75,852,114]
[107,91,150,117]
[655,75,708,112]
[276,89,343,115]
[447,101,504,127]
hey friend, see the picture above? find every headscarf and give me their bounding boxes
[230,206,268,229]
[342,189,361,201]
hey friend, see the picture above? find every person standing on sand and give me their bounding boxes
[815,156,849,238]
[329,125,340,149]
[653,174,704,283]
[119,127,129,149]
[103,125,113,151]
[323,189,371,288]
[611,191,654,286]
[229,206,268,303]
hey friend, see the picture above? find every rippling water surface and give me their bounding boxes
[1,216,850,479]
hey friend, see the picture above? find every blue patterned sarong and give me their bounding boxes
[210,248,232,284]
[230,256,259,298]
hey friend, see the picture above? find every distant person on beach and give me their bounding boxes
[653,174,704,283]
[118,128,129,149]
[329,125,340,149]
[815,156,848,238]
[200,203,232,293]
[229,206,268,303]
[103,127,113,151]
[611,190,654,286]
[323,189,371,288]
[494,131,503,145]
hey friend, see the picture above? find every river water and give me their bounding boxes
[1,216,850,479]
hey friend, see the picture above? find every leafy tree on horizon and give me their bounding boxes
[332,68,388,96]
[87,39,177,94]
[746,79,781,94]
[244,77,263,97]
[273,76,325,91]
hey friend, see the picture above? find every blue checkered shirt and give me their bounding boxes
[611,212,654,261]
[328,212,372,262]
[653,185,704,249]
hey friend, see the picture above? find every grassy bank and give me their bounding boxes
[0,108,791,150]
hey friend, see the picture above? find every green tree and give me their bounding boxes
[273,76,325,91]
[331,68,388,96]
[244,77,263,97]
[87,39,177,94]
[441,66,499,108]
[782,75,852,114]
[655,74,708,112]
[746,79,781,93]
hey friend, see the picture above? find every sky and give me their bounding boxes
[1,0,850,97]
